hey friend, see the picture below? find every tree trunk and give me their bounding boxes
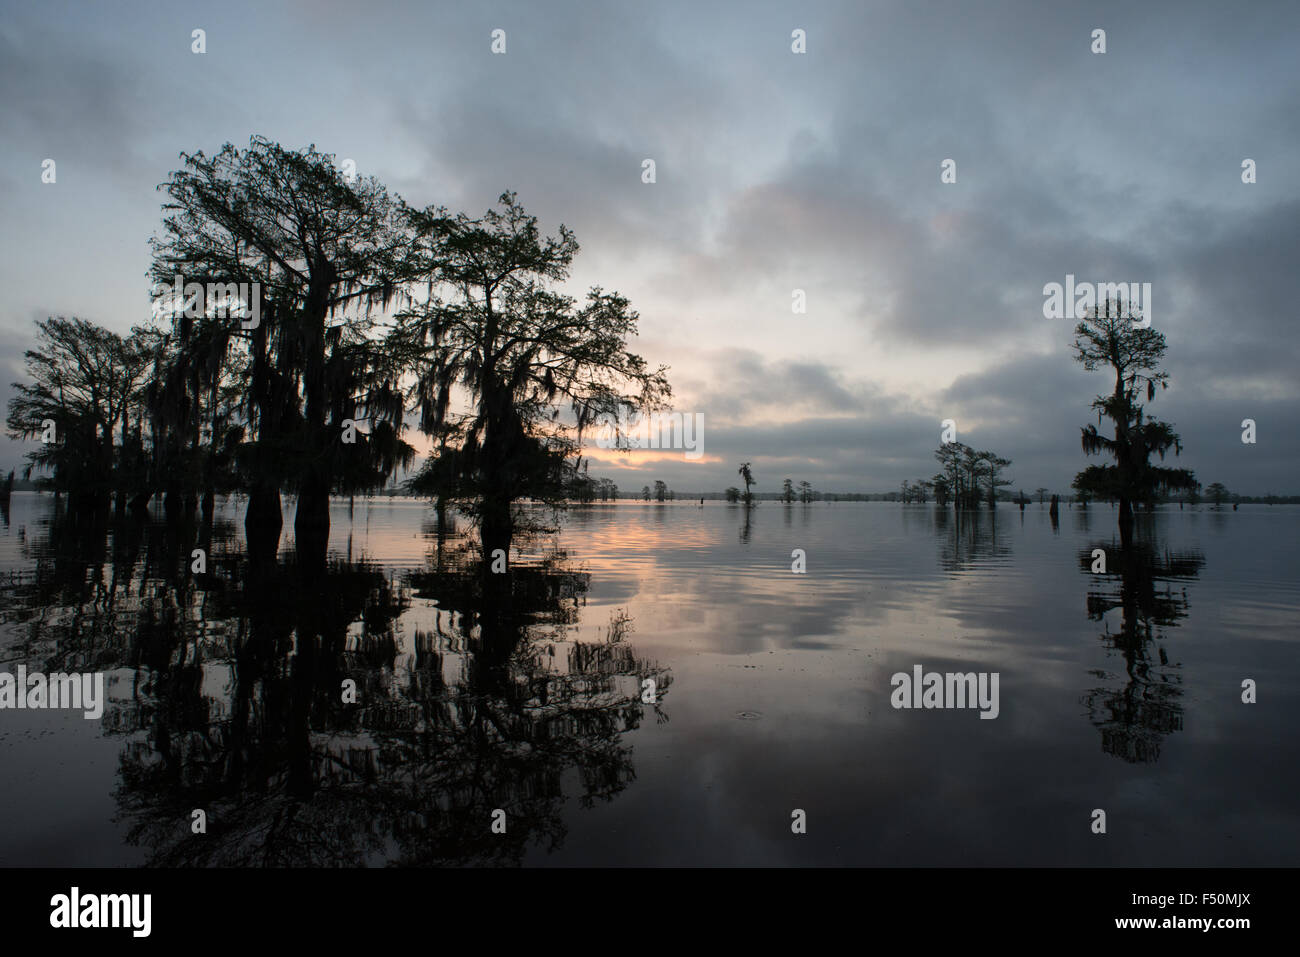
[294,262,336,573]
[1118,496,1134,550]
[164,487,182,523]
[479,497,514,569]
[245,484,282,568]
[294,475,331,573]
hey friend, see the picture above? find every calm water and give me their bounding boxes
[0,492,1296,866]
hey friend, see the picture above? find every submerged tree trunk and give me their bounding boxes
[294,474,331,573]
[1118,496,1134,550]
[245,484,283,568]
[479,497,514,569]
[115,408,131,518]
[477,374,521,574]
[163,486,182,522]
[293,257,336,577]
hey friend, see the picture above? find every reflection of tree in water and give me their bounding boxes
[2,502,239,671]
[12,507,669,866]
[930,508,1013,571]
[1077,526,1205,764]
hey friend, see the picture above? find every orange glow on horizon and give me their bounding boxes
[580,448,722,469]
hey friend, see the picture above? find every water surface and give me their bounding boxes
[0,493,1295,866]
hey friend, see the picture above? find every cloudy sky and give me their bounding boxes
[2,0,1296,494]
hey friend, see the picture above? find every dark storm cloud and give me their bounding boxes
[1170,198,1300,387]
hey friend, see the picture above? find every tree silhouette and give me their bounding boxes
[1071,299,1196,546]
[149,135,419,566]
[5,318,153,515]
[931,473,951,507]
[737,462,755,506]
[395,192,670,559]
[980,452,1013,507]
[1205,482,1229,507]
[933,443,1013,509]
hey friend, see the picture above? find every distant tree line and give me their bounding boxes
[537,477,1269,505]
[566,473,619,502]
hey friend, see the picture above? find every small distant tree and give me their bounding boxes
[1035,487,1049,505]
[931,473,951,507]
[1205,482,1229,508]
[980,452,1013,507]
[641,485,651,501]
[6,317,153,511]
[782,478,795,504]
[724,486,741,503]
[960,446,985,509]
[798,480,813,504]
[653,479,668,502]
[935,443,968,508]
[738,462,755,506]
[1071,472,1093,507]
[568,470,597,502]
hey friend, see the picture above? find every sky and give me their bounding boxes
[1,0,1297,495]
